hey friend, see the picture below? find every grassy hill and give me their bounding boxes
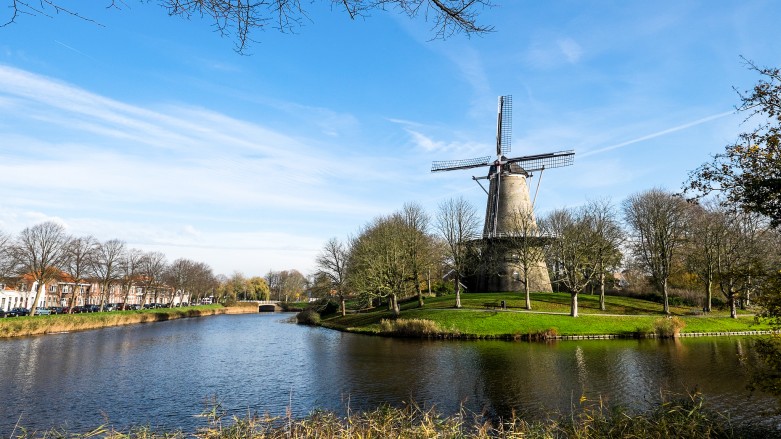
[319,292,771,339]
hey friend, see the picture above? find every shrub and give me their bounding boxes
[519,327,559,341]
[654,316,686,338]
[316,299,340,316]
[379,318,444,337]
[432,281,454,297]
[296,308,321,326]
[668,288,703,308]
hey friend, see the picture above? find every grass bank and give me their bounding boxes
[10,394,771,438]
[0,303,258,338]
[319,292,772,339]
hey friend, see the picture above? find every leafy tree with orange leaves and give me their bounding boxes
[687,58,781,227]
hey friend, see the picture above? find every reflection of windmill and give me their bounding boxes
[431,95,574,292]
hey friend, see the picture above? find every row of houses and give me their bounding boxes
[0,271,190,312]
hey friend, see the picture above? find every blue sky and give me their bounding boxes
[1,1,779,277]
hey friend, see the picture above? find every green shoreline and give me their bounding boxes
[0,303,258,338]
[316,292,775,340]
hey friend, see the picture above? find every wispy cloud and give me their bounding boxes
[525,36,585,68]
[558,38,583,64]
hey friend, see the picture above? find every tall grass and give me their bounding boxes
[10,393,764,438]
[654,316,686,338]
[379,318,452,337]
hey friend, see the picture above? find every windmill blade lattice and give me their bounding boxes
[431,156,492,172]
[505,150,574,173]
[497,95,512,156]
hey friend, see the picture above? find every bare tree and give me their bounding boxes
[3,1,494,53]
[11,221,71,315]
[138,251,167,306]
[119,248,144,306]
[716,211,774,318]
[265,270,282,301]
[684,202,728,313]
[507,206,547,310]
[623,188,690,314]
[316,237,350,316]
[541,208,600,317]
[91,239,126,310]
[0,230,14,283]
[165,258,198,305]
[583,199,624,311]
[189,261,217,303]
[435,196,480,308]
[62,235,98,311]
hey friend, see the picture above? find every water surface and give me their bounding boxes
[1,313,778,433]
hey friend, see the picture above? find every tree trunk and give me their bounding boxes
[662,278,670,314]
[391,293,400,317]
[123,286,132,308]
[524,280,531,310]
[415,268,424,307]
[67,289,79,313]
[704,276,712,313]
[599,272,606,311]
[99,283,108,311]
[140,288,149,307]
[730,293,737,319]
[29,282,44,315]
[454,276,461,309]
[570,292,579,317]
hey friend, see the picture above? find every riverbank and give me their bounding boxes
[0,303,258,338]
[319,292,774,340]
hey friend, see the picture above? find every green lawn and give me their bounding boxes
[321,292,771,338]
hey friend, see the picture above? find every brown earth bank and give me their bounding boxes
[0,304,258,338]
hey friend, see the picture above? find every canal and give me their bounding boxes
[1,313,778,433]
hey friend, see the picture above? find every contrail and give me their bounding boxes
[581,110,734,158]
[54,40,98,62]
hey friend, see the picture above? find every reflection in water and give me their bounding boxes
[1,314,779,434]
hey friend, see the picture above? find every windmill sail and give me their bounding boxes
[505,150,574,173]
[496,95,512,156]
[431,156,492,172]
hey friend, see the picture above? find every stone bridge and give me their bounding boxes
[256,300,282,312]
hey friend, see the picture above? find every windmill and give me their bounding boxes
[431,95,574,292]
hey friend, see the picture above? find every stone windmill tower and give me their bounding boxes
[431,95,574,293]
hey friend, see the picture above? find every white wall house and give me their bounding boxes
[0,282,39,311]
